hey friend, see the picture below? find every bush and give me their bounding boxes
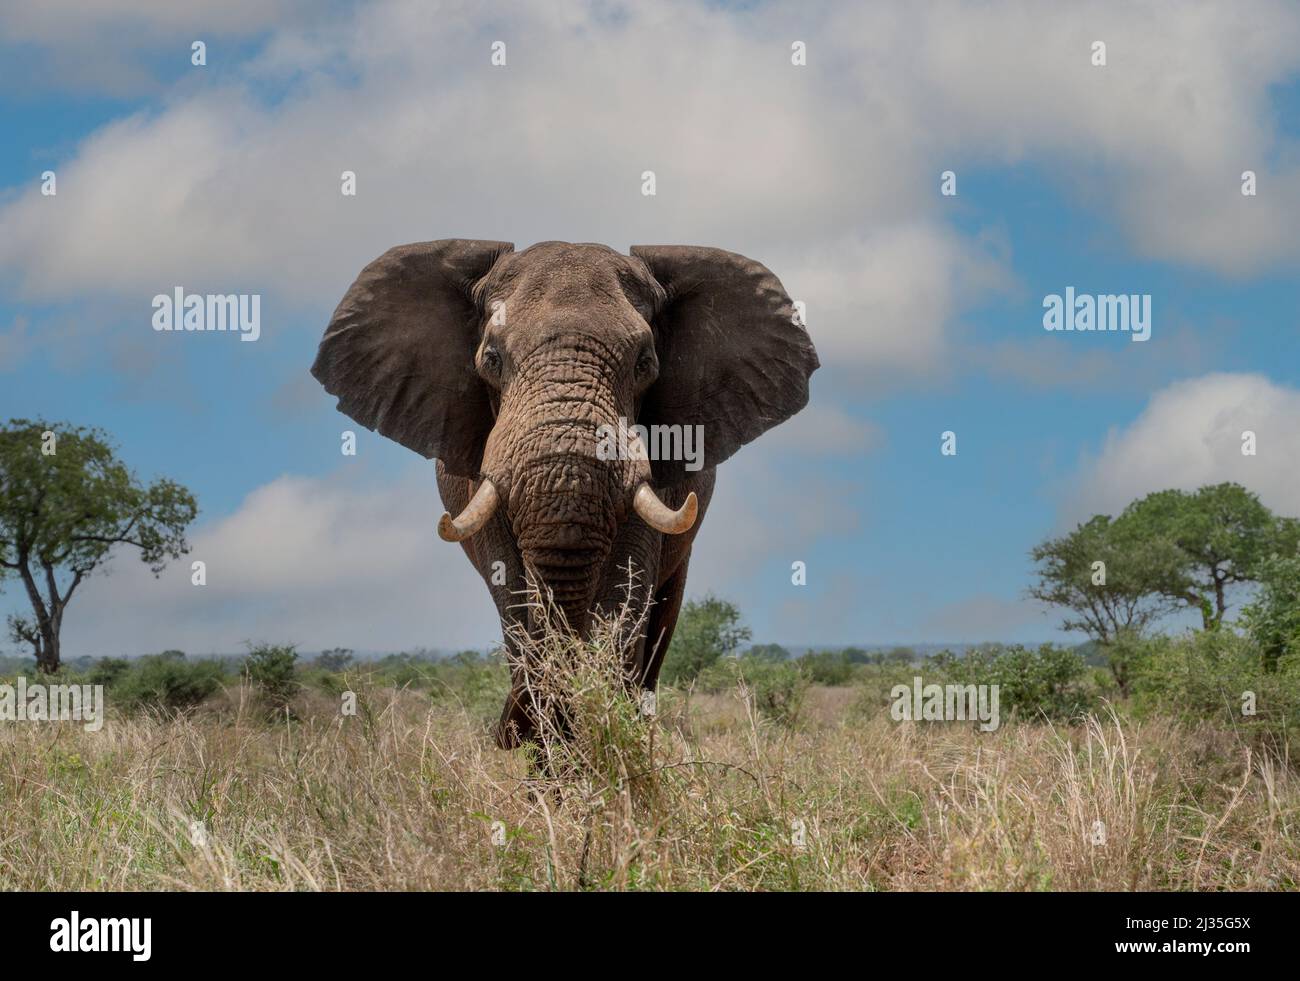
[737,659,808,727]
[924,644,1097,722]
[112,653,227,713]
[695,657,808,727]
[371,650,441,689]
[1239,554,1300,672]
[244,643,299,709]
[799,650,855,686]
[1133,630,1300,753]
[850,661,930,719]
[1098,628,1159,696]
[87,656,131,686]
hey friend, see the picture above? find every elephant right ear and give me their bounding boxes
[311,240,513,477]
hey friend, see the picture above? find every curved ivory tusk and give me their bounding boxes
[438,478,500,542]
[632,483,698,535]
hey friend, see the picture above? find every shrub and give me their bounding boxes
[1133,630,1299,754]
[799,649,855,686]
[372,650,441,689]
[694,657,809,727]
[244,643,299,709]
[112,653,227,713]
[87,656,131,686]
[736,659,809,727]
[1098,628,1159,696]
[850,661,930,719]
[1239,554,1300,672]
[924,644,1097,722]
[502,589,662,804]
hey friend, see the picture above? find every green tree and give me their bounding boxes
[0,420,197,672]
[1239,552,1300,672]
[659,595,751,686]
[315,647,355,672]
[1121,483,1299,630]
[743,643,790,662]
[1029,513,1181,646]
[883,646,916,666]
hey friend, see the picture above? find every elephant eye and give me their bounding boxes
[480,344,503,378]
[636,350,657,377]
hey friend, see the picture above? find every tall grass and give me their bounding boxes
[0,605,1297,890]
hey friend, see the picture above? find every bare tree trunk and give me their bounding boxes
[36,625,60,674]
[16,562,59,671]
[13,556,69,673]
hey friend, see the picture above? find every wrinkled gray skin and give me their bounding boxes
[311,240,818,748]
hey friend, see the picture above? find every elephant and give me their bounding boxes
[311,240,818,748]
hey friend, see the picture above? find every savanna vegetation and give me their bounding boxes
[0,590,1296,890]
[1,426,1297,890]
[0,419,197,672]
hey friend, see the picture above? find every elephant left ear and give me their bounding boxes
[631,245,819,485]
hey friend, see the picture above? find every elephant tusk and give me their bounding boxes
[438,478,500,542]
[632,483,698,535]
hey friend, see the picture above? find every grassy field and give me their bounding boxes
[1,671,1296,891]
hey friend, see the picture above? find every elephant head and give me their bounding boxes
[311,240,817,632]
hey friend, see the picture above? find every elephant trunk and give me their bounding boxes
[511,454,618,633]
[484,343,637,634]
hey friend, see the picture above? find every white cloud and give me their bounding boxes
[749,400,882,458]
[22,0,1300,378]
[856,0,1300,273]
[1065,372,1300,522]
[0,2,308,95]
[61,469,501,656]
[58,401,874,657]
[779,222,1013,379]
[4,1,1297,307]
[0,1,302,40]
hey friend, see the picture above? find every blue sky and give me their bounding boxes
[2,2,1299,655]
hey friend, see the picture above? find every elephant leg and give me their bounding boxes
[640,551,690,691]
[493,634,535,749]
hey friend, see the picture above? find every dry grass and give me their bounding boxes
[1,675,1297,890]
[3,593,1298,891]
